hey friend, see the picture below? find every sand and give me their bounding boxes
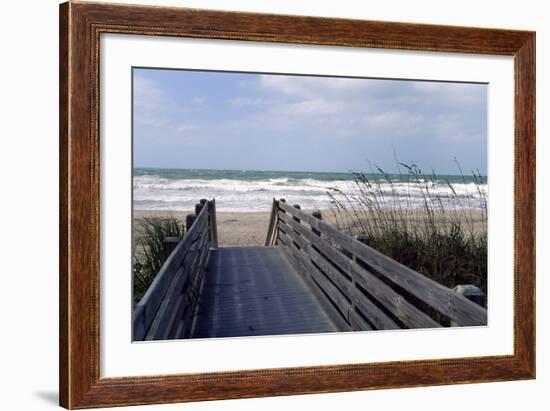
[133,209,345,247]
[133,208,486,247]
[134,209,273,247]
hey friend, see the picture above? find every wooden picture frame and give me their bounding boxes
[59,1,535,408]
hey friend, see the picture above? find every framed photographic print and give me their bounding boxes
[59,1,535,408]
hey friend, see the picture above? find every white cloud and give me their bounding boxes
[133,75,168,113]
[175,123,197,133]
[277,99,344,116]
[365,111,422,129]
[192,97,207,105]
[226,97,271,107]
[249,75,486,144]
[259,74,380,100]
[134,74,199,133]
[411,81,486,107]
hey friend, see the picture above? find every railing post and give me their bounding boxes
[311,210,322,237]
[198,199,210,243]
[195,202,204,216]
[209,199,218,248]
[163,237,180,261]
[265,198,279,246]
[451,284,486,327]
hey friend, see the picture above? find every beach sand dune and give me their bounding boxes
[133,208,485,247]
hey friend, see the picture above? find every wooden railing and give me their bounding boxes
[133,199,217,341]
[265,198,280,246]
[269,200,487,331]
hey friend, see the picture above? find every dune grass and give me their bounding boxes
[132,216,185,304]
[327,161,487,299]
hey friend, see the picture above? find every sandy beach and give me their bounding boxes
[133,209,343,247]
[133,208,486,247]
[134,209,273,247]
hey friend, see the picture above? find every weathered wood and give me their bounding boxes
[351,261,441,329]
[279,211,361,331]
[451,284,486,327]
[135,208,206,339]
[190,226,211,292]
[193,247,341,338]
[287,242,352,320]
[292,204,301,230]
[279,218,307,250]
[280,208,438,328]
[283,246,352,332]
[265,199,279,246]
[138,196,482,340]
[146,266,190,340]
[164,291,189,339]
[311,244,400,329]
[308,247,354,296]
[279,220,348,327]
[187,234,212,337]
[277,230,289,247]
[350,238,487,326]
[307,279,353,332]
[280,201,353,250]
[348,309,374,331]
[311,210,322,237]
[209,199,218,248]
[195,202,203,216]
[278,200,487,327]
[279,211,352,275]
[280,212,400,331]
[133,200,213,341]
[351,288,400,330]
[157,230,210,339]
[454,284,486,307]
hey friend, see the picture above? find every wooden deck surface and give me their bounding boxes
[191,246,340,338]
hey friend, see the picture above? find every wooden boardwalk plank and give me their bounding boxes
[191,246,341,338]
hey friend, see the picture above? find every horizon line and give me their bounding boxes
[133,166,487,177]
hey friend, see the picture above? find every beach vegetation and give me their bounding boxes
[327,160,487,309]
[133,216,185,304]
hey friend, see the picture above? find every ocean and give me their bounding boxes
[133,168,487,212]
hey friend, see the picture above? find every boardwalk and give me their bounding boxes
[133,198,487,341]
[192,247,339,338]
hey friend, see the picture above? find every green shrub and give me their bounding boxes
[133,216,185,304]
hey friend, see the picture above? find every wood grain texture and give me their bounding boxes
[278,204,445,329]
[133,207,209,340]
[514,33,536,378]
[59,1,535,408]
[192,247,340,338]
[59,2,69,407]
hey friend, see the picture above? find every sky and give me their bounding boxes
[133,68,487,175]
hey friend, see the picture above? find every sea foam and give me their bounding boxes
[133,169,487,212]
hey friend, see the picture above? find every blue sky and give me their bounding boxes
[133,68,487,175]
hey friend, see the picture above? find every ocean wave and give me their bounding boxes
[133,174,487,212]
